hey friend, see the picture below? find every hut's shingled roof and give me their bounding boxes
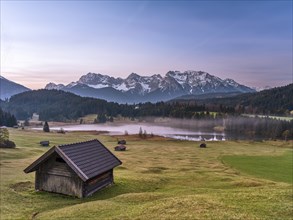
[24,139,122,181]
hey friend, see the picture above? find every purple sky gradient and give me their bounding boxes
[1,1,292,89]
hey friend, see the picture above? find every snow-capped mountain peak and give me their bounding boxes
[78,72,123,89]
[45,83,65,90]
[126,72,141,80]
[44,70,255,103]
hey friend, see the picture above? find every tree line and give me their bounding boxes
[0,108,17,127]
[191,83,293,115]
[225,116,293,140]
[2,86,292,122]
[1,90,225,121]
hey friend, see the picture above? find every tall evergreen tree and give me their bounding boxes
[43,121,50,132]
[139,127,143,138]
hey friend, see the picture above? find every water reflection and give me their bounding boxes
[47,123,225,141]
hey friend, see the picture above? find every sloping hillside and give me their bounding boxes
[0,76,31,100]
[174,84,293,114]
[1,89,120,121]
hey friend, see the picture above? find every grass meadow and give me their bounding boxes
[0,128,292,219]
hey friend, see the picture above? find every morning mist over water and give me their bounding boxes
[44,116,292,141]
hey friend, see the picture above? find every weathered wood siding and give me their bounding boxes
[84,170,113,197]
[36,153,83,198]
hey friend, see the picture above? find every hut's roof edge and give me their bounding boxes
[23,146,56,173]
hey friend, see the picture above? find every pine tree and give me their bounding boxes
[139,127,143,138]
[43,121,50,132]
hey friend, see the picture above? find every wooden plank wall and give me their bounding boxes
[84,170,113,197]
[36,153,83,198]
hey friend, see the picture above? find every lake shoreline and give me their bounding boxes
[32,120,226,142]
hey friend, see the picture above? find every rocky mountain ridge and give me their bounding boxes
[45,70,255,103]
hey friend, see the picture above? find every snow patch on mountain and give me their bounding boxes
[113,82,128,91]
[224,79,239,87]
[88,84,109,89]
[140,82,151,93]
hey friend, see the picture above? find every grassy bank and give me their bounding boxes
[0,129,292,219]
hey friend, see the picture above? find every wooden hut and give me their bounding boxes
[117,140,126,145]
[39,141,50,146]
[200,143,207,148]
[24,139,122,198]
[115,145,126,151]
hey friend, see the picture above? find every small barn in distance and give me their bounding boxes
[115,145,126,151]
[200,143,207,148]
[39,141,50,147]
[24,139,122,198]
[117,140,126,145]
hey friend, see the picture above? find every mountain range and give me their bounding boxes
[0,76,31,100]
[45,71,255,103]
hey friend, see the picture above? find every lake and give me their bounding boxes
[48,122,226,141]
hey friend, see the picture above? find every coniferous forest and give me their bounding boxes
[0,108,17,127]
[175,83,293,115]
[2,84,292,121]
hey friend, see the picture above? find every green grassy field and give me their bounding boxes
[0,129,292,219]
[222,152,293,184]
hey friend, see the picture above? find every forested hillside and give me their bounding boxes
[1,90,220,121]
[175,83,293,115]
[2,90,124,121]
[2,84,292,122]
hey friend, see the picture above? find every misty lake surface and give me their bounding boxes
[49,122,226,141]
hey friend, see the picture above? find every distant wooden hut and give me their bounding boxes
[24,139,122,198]
[40,141,50,146]
[115,145,126,151]
[118,140,126,145]
[200,143,206,148]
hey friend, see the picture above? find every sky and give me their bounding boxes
[1,1,292,89]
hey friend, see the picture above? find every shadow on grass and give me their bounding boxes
[87,176,169,201]
[17,175,169,205]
